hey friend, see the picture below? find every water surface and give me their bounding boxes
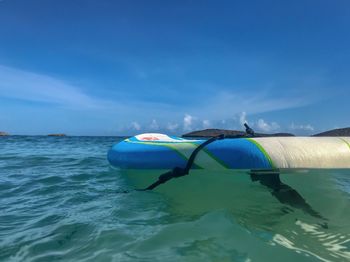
[0,136,349,261]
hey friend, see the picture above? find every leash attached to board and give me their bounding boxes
[139,123,256,191]
[139,134,226,191]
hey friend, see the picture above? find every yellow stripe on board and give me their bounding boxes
[169,143,228,170]
[246,138,275,169]
[339,138,350,150]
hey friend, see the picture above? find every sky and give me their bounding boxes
[0,0,349,136]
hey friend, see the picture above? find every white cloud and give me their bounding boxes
[239,111,248,126]
[290,123,314,131]
[215,118,239,130]
[131,121,141,131]
[202,119,211,129]
[166,122,179,131]
[149,119,159,130]
[256,119,280,132]
[183,114,194,131]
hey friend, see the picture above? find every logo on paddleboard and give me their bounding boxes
[140,136,160,141]
[134,133,194,142]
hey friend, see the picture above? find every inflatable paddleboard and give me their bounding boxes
[107,133,350,170]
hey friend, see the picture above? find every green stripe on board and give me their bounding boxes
[164,143,203,168]
[201,148,230,169]
[246,138,275,168]
[339,138,350,150]
[188,142,230,169]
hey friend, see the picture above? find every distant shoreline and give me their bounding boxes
[182,127,350,138]
[47,133,67,137]
[182,129,294,138]
[1,127,349,137]
[0,133,129,138]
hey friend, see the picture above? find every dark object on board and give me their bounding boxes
[244,123,255,136]
[48,134,67,137]
[313,127,350,137]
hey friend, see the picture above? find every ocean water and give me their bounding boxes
[0,136,349,262]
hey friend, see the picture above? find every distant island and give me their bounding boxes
[313,127,350,137]
[0,131,9,136]
[183,127,350,138]
[183,128,294,138]
[47,134,67,137]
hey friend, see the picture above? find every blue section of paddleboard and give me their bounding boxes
[108,136,273,170]
[204,139,272,169]
[108,141,189,169]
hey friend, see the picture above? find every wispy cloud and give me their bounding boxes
[0,64,327,135]
[131,121,141,131]
[149,119,159,131]
[0,65,113,109]
[289,123,314,132]
[239,111,248,125]
[0,64,321,119]
[256,119,280,132]
[192,90,314,120]
[202,119,211,129]
[166,122,179,131]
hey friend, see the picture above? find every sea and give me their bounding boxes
[0,136,349,262]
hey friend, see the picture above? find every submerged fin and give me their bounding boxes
[250,171,326,221]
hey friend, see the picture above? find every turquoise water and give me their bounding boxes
[1,136,349,261]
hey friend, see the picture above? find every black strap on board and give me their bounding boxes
[139,134,226,191]
[138,123,256,191]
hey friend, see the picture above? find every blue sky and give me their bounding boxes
[0,0,349,135]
